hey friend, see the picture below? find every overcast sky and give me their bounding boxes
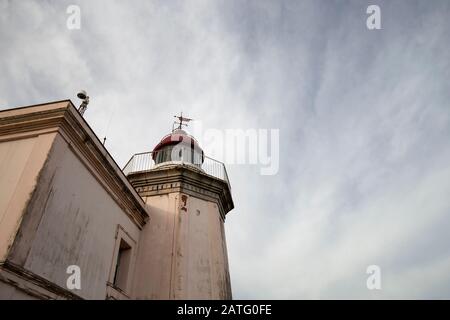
[1,0,450,299]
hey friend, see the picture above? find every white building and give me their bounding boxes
[0,100,234,300]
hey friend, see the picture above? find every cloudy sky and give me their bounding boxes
[1,0,450,299]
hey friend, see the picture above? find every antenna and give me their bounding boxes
[77,90,90,116]
[173,112,192,131]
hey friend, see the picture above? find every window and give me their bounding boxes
[108,226,136,297]
[113,239,132,291]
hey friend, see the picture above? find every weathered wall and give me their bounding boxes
[132,193,177,299]
[0,133,56,262]
[133,191,231,299]
[6,133,141,299]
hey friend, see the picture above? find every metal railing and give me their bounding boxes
[122,151,231,189]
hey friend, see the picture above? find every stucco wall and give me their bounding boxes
[133,192,231,299]
[0,133,56,262]
[6,133,141,299]
[132,193,177,299]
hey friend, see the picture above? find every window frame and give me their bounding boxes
[107,225,137,296]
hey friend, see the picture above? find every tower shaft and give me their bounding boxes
[129,165,233,299]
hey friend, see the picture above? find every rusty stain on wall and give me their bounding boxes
[180,194,188,212]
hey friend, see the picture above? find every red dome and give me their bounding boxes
[152,129,203,161]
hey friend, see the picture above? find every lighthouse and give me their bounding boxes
[124,114,234,299]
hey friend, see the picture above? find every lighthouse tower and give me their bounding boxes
[124,115,234,299]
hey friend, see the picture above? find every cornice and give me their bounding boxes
[127,164,234,221]
[0,260,83,300]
